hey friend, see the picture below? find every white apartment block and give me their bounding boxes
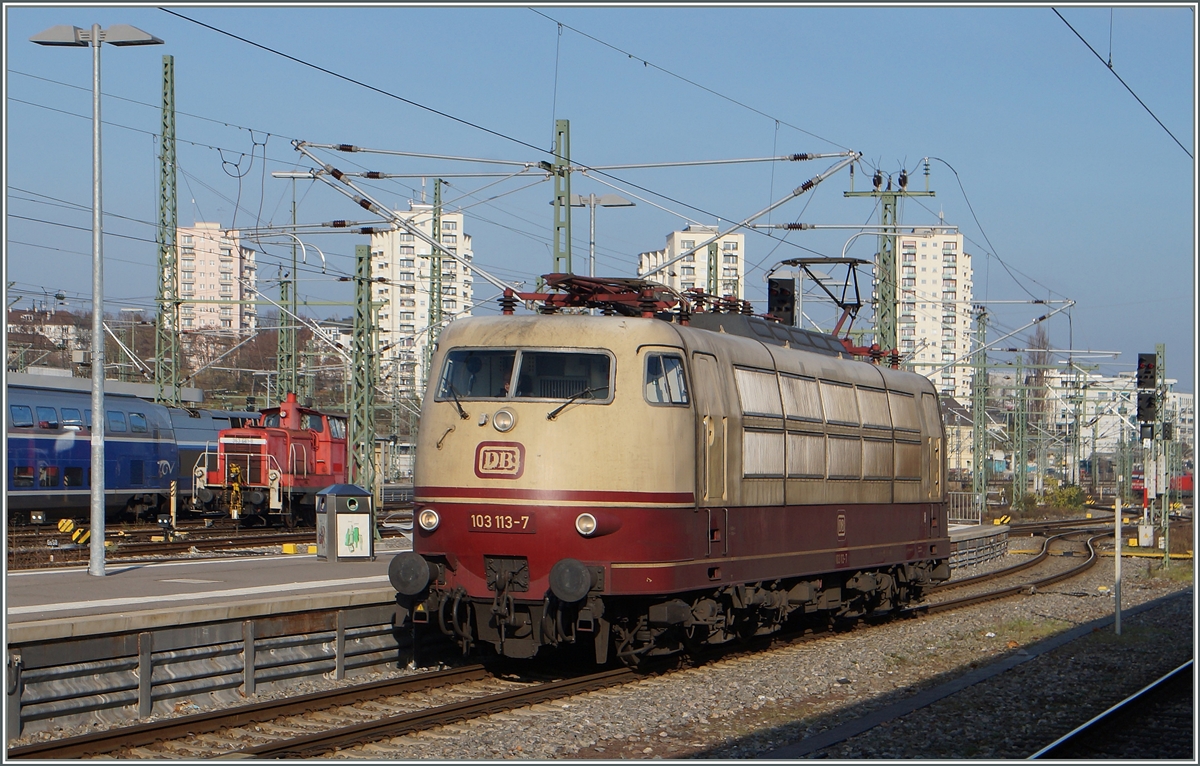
[369,202,474,396]
[893,226,974,399]
[175,222,257,333]
[637,224,746,299]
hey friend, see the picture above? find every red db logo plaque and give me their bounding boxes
[475,442,525,479]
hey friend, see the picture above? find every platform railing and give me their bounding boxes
[947,491,982,525]
[6,599,418,740]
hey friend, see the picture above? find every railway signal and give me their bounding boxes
[767,277,796,326]
[1136,353,1157,389]
[1136,391,1158,423]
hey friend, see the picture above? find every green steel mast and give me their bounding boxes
[844,164,935,352]
[551,119,572,274]
[155,54,180,406]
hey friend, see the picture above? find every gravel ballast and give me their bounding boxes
[327,553,1192,760]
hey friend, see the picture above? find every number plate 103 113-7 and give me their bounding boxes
[468,512,536,533]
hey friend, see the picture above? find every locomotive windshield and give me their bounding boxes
[437,348,612,401]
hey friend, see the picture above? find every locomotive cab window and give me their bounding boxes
[438,349,517,399]
[514,351,611,401]
[129,412,148,433]
[644,353,689,405]
[262,413,281,427]
[438,348,612,402]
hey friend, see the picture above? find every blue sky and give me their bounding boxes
[5,4,1196,393]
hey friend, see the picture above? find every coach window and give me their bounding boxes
[36,406,59,429]
[645,353,689,405]
[85,409,93,429]
[38,465,61,488]
[64,467,85,487]
[12,466,34,488]
[62,408,84,429]
[129,412,148,433]
[107,411,128,433]
[10,405,34,428]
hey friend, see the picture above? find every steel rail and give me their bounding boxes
[913,532,1105,615]
[1028,659,1195,759]
[231,667,639,758]
[5,665,491,759]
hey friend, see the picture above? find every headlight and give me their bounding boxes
[493,408,516,432]
[418,508,440,532]
[575,513,598,536]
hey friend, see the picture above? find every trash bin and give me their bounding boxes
[315,484,375,562]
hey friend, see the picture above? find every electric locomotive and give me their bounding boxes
[389,276,951,664]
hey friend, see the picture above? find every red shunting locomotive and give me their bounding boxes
[192,393,347,526]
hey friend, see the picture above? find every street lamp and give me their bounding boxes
[551,193,636,277]
[32,23,163,577]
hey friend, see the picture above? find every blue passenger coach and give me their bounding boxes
[6,380,179,524]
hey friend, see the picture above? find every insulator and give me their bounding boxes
[336,144,360,152]
[797,180,815,193]
[356,197,372,211]
[326,220,350,228]
[899,170,908,189]
[784,223,806,230]
[330,168,345,181]
[741,300,754,316]
[789,153,810,161]
[498,291,518,315]
[363,171,384,179]
[358,227,379,235]
[873,171,882,189]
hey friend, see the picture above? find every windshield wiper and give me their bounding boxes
[445,383,470,420]
[547,385,607,421]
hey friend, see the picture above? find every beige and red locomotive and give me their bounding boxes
[389,277,950,664]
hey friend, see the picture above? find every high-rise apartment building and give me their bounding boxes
[175,222,257,333]
[637,224,745,299]
[891,226,974,399]
[369,202,474,397]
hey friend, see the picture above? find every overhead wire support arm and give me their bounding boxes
[574,152,852,171]
[299,141,537,167]
[639,151,861,279]
[292,140,522,294]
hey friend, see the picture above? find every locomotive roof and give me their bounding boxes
[437,314,934,397]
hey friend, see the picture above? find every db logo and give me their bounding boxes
[836,512,846,539]
[475,442,525,479]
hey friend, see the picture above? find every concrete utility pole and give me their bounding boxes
[348,244,377,495]
[550,119,572,274]
[1013,356,1028,508]
[972,305,988,516]
[844,162,935,351]
[426,179,444,383]
[276,180,298,399]
[707,242,719,295]
[155,54,181,407]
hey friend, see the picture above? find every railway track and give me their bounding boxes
[8,529,1110,760]
[5,523,412,570]
[1030,659,1194,759]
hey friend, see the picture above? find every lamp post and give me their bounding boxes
[32,23,163,577]
[572,193,635,278]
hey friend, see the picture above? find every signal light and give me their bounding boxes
[1136,392,1157,423]
[768,277,796,326]
[1136,353,1156,389]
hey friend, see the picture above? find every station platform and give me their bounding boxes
[5,547,404,645]
[948,523,1010,568]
